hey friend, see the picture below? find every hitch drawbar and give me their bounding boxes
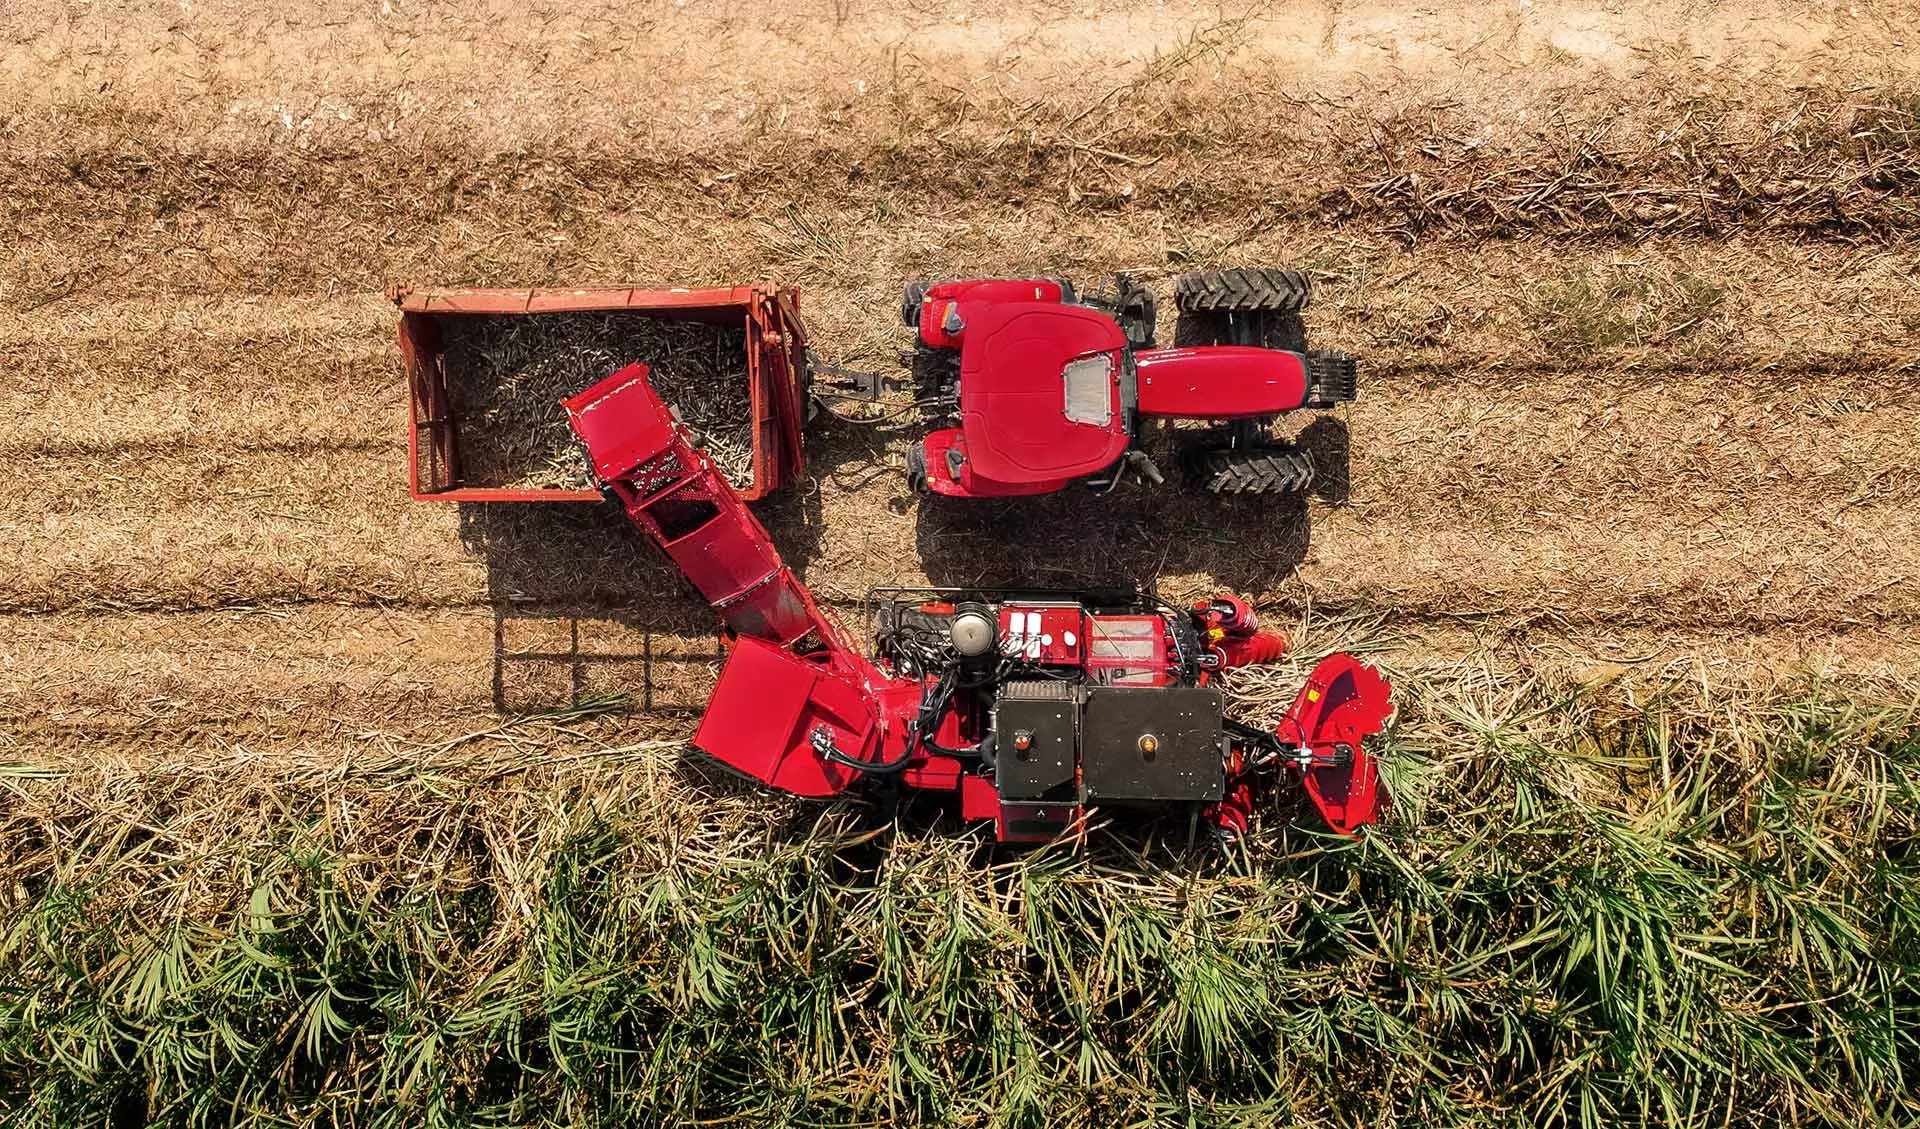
[563,362,1394,842]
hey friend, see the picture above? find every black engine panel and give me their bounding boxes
[1080,685,1225,803]
[992,681,1078,800]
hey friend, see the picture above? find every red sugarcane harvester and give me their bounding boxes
[564,362,1391,842]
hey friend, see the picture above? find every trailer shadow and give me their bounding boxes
[456,490,824,715]
[910,417,1349,597]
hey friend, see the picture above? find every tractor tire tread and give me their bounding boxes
[1192,447,1316,495]
[1173,309,1306,351]
[901,280,932,327]
[1173,268,1312,313]
[1172,310,1232,347]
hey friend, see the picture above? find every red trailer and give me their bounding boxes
[393,284,809,503]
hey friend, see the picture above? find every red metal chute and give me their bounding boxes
[693,638,882,798]
[561,364,849,653]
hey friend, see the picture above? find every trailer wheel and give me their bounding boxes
[901,280,931,327]
[1190,446,1315,495]
[906,443,930,495]
[1173,268,1311,313]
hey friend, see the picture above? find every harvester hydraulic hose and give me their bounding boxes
[811,726,915,776]
[1222,718,1287,767]
[811,669,985,774]
[911,670,984,759]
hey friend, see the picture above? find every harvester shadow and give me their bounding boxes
[456,491,824,716]
[675,775,1339,881]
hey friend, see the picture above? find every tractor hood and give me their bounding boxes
[1133,346,1309,420]
[957,302,1131,487]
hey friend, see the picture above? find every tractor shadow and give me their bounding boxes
[912,416,1350,596]
[456,487,824,715]
[789,406,902,498]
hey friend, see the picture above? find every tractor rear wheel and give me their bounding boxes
[1190,446,1315,495]
[1173,268,1311,313]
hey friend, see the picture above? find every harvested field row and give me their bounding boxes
[9,0,1908,103]
[0,606,725,736]
[0,344,394,453]
[12,112,1920,316]
[7,231,1919,393]
[7,7,1920,248]
[8,604,1920,756]
[10,340,1917,460]
[10,343,1918,462]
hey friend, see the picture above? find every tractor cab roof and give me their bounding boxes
[956,301,1131,487]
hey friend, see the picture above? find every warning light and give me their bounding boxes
[1138,734,1159,754]
[1013,731,1034,752]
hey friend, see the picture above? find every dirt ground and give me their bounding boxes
[3,0,1918,763]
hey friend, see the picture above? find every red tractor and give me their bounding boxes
[565,361,1393,843]
[898,269,1357,498]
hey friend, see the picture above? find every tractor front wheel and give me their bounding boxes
[905,444,931,495]
[1190,446,1315,495]
[1173,269,1310,352]
[1173,268,1311,313]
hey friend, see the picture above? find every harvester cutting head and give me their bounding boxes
[561,362,1395,843]
[694,589,1394,841]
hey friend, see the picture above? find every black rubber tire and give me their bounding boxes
[1190,446,1315,495]
[905,443,930,494]
[1115,286,1157,349]
[1172,309,1306,352]
[900,280,931,327]
[1254,313,1308,353]
[1172,309,1232,347]
[1173,268,1311,314]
